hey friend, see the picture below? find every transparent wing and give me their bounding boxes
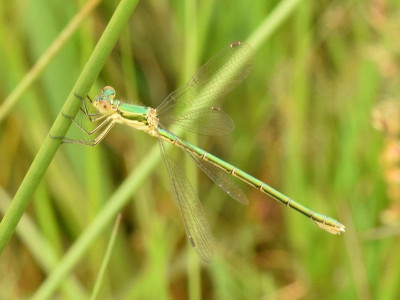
[158,139,214,263]
[162,106,235,136]
[185,150,249,205]
[156,42,253,119]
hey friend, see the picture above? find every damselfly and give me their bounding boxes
[55,42,345,263]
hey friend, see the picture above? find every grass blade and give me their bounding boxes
[0,0,139,255]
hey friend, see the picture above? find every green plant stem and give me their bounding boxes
[0,0,139,256]
[0,187,88,299]
[0,0,101,123]
[90,214,122,300]
[247,0,302,50]
[184,1,202,300]
[32,145,160,300]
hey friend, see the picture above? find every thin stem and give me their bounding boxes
[0,0,101,123]
[90,214,122,300]
[0,0,139,255]
[184,1,202,299]
[0,187,88,299]
[32,145,161,300]
[247,0,302,50]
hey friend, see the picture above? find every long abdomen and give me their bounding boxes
[157,128,345,234]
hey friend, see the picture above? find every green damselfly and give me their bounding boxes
[56,42,345,263]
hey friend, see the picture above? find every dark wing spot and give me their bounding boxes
[230,41,241,48]
[188,235,196,249]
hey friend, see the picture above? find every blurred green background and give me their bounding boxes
[1,0,399,299]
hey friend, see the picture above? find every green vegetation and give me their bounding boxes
[0,0,398,298]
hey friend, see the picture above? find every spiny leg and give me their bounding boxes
[51,91,114,144]
[80,107,102,120]
[61,112,112,135]
[81,101,103,121]
[73,92,113,122]
[63,106,111,123]
[74,92,102,121]
[59,120,115,146]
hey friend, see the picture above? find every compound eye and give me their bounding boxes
[99,100,111,111]
[102,86,116,100]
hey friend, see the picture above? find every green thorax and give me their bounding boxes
[118,102,149,123]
